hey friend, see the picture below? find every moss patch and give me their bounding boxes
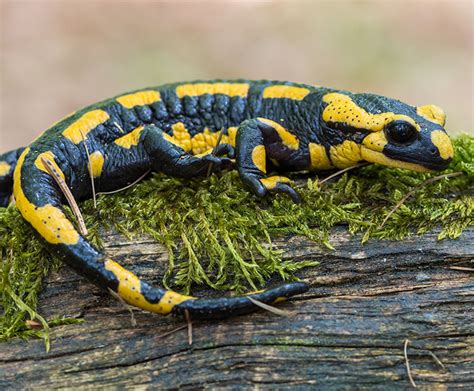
[1,135,473,347]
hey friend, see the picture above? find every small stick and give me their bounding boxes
[80,131,97,209]
[96,170,151,195]
[380,172,462,229]
[184,309,193,345]
[156,324,188,340]
[41,157,88,236]
[449,266,474,272]
[426,350,446,370]
[248,296,296,317]
[114,122,125,133]
[404,339,417,388]
[319,163,369,185]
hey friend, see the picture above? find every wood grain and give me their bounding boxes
[1,227,473,389]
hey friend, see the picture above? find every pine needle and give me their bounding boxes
[319,163,369,185]
[40,156,88,236]
[247,296,296,317]
[404,339,417,388]
[96,170,151,195]
[184,309,193,345]
[80,132,97,209]
[380,172,463,229]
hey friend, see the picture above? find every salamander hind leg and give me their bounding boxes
[142,124,235,178]
[235,119,301,203]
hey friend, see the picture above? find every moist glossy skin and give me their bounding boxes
[0,80,454,319]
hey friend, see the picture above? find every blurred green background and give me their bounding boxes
[1,0,472,151]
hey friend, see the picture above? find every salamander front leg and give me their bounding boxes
[142,124,234,178]
[235,119,301,203]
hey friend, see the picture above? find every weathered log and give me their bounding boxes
[1,226,473,389]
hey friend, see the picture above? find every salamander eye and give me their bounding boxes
[385,120,418,144]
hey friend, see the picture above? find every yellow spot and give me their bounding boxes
[308,143,333,170]
[191,128,227,155]
[34,151,66,181]
[322,93,421,132]
[176,83,249,98]
[258,118,300,150]
[431,130,454,160]
[263,85,310,100]
[252,145,266,173]
[329,140,362,168]
[260,176,291,190]
[162,124,237,156]
[417,104,446,126]
[89,151,105,177]
[360,147,430,172]
[114,126,145,149]
[63,109,110,144]
[104,259,194,314]
[362,131,388,152]
[13,149,80,245]
[171,122,192,152]
[116,90,161,109]
[0,161,11,176]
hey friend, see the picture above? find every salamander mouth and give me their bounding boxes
[360,147,431,172]
[383,152,451,171]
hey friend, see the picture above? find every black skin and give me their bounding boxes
[0,80,452,319]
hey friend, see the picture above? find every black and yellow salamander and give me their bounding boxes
[0,80,454,319]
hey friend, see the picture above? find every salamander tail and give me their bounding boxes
[0,147,26,207]
[14,147,309,320]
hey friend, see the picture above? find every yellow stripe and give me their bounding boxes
[13,148,80,245]
[114,126,145,149]
[104,259,194,314]
[262,85,310,100]
[116,90,161,109]
[258,118,300,150]
[176,83,249,98]
[62,110,110,144]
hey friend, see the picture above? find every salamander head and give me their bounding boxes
[320,92,454,171]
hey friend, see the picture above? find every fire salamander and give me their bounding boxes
[0,80,454,319]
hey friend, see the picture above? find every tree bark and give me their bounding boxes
[1,226,473,389]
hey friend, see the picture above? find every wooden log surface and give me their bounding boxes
[1,226,473,389]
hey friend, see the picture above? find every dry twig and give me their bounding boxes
[248,296,296,317]
[80,132,97,209]
[380,172,462,229]
[184,309,193,345]
[404,339,417,388]
[41,157,88,236]
[319,163,369,185]
[96,170,151,195]
[155,324,188,340]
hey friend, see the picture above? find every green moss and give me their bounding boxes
[1,135,473,347]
